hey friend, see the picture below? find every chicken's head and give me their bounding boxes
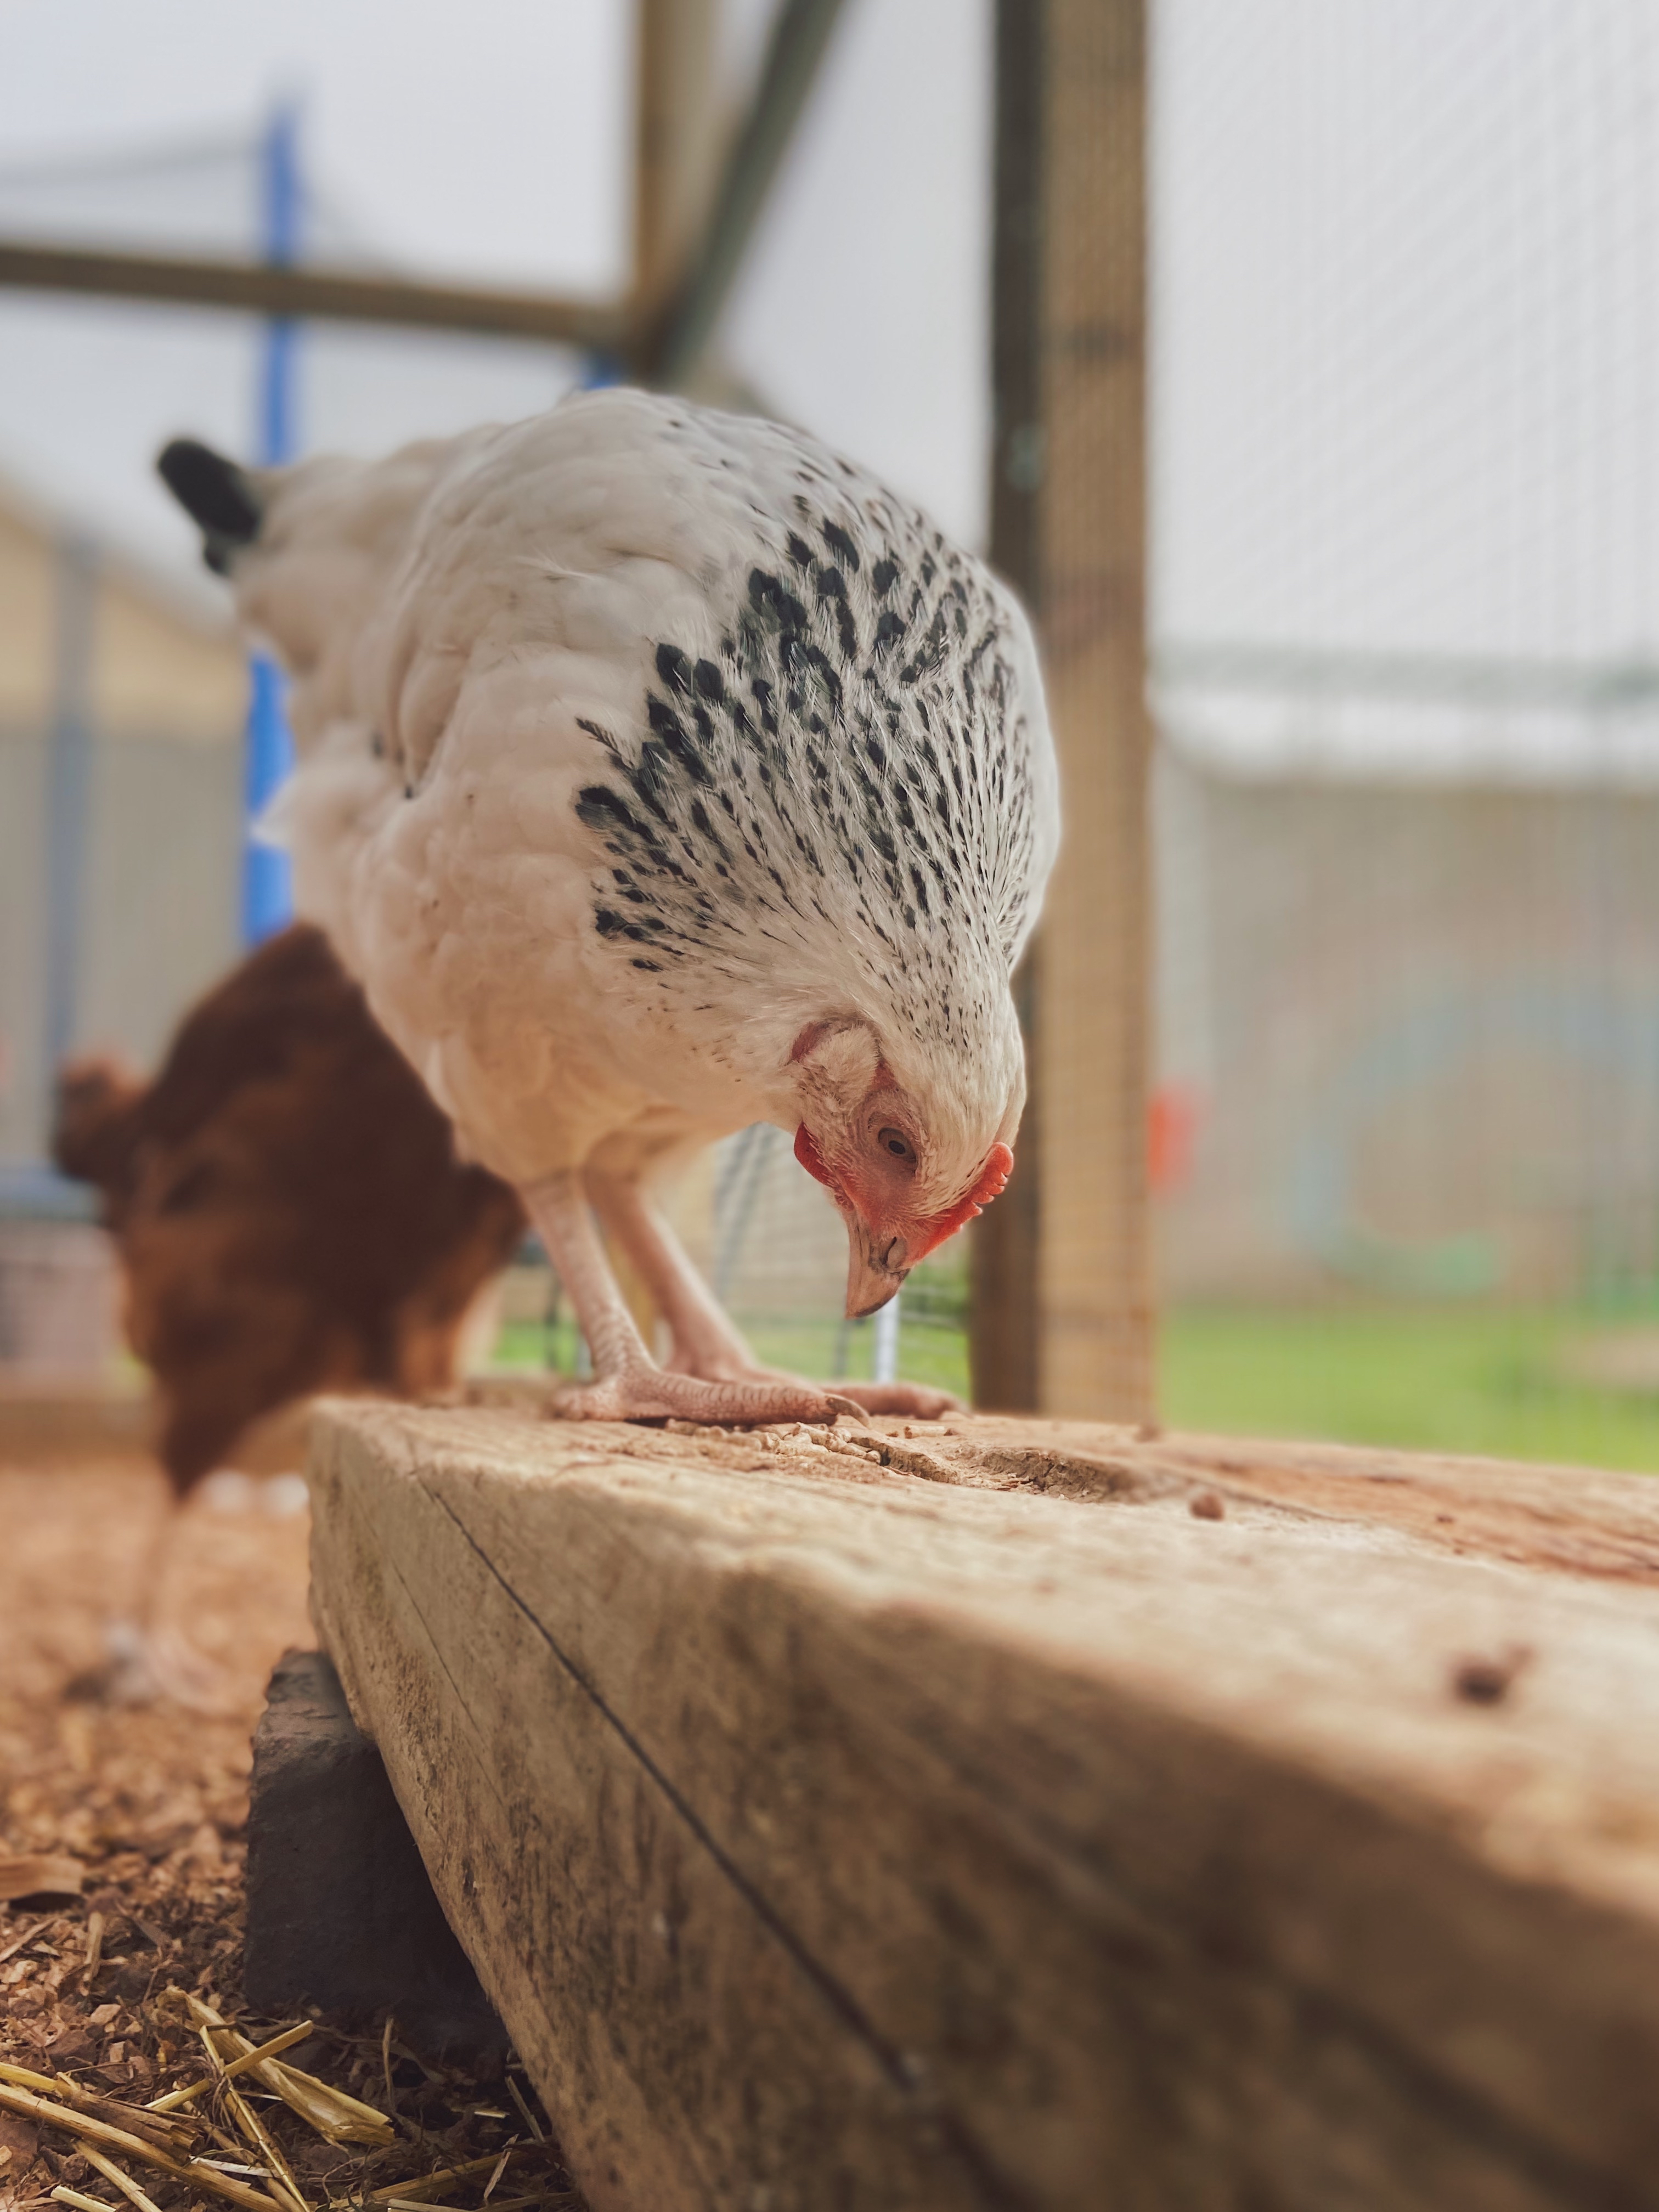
[787,1017,1018,1318]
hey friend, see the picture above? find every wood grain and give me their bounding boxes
[308,1403,1659,2211]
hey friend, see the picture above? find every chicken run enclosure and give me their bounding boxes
[10,7,1659,2212]
[1,1,1657,1466]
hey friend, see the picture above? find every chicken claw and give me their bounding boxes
[821,1380,962,1420]
[551,1363,840,1426]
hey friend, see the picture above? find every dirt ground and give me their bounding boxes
[0,1453,584,2210]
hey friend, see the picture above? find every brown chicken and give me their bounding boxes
[54,922,525,1701]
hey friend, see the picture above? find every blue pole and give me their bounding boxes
[243,101,300,944]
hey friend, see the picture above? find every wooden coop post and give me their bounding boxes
[972,0,1155,1423]
[633,0,725,335]
[610,0,726,1346]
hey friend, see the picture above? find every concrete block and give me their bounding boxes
[244,1647,508,2070]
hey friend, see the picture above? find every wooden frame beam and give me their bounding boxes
[972,0,1155,1421]
[0,239,627,352]
[641,0,848,385]
[0,1,849,391]
[971,0,1047,1415]
[633,0,725,329]
[1036,0,1154,1420]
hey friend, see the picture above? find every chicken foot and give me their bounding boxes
[581,1170,958,1422]
[523,1170,848,1423]
[103,1492,237,1713]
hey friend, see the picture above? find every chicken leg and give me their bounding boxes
[103,1490,236,1713]
[523,1170,847,1422]
[565,1169,958,1422]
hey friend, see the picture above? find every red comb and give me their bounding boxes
[970,1142,1014,1207]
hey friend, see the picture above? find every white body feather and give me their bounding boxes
[236,390,1059,1200]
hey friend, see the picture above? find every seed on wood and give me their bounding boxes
[1189,1492,1226,1521]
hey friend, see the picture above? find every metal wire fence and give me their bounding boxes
[495,2,1659,1459]
[1148,0,1659,1464]
[13,3,1659,1467]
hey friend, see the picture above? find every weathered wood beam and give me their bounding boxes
[307,1398,1659,2211]
[0,240,625,351]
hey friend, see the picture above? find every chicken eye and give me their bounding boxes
[878,1127,915,1164]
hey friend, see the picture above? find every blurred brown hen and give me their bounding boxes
[56,922,525,1488]
[53,923,524,1700]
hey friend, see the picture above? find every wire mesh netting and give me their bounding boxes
[694,0,1659,1446]
[0,17,983,1394]
[0,128,586,557]
[490,1125,972,1398]
[9,3,1659,1459]
[1150,0,1659,1464]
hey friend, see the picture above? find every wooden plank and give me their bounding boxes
[308,1399,1659,2211]
[972,1,1155,1421]
[0,241,624,351]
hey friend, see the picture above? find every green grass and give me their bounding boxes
[1160,1305,1659,1472]
[489,1311,972,1396]
[489,1242,975,1399]
[743,1316,972,1396]
[492,1296,1659,1472]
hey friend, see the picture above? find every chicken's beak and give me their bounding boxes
[844,1223,910,1319]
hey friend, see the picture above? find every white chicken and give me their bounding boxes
[159,390,1058,1424]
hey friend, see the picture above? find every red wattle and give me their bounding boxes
[794,1123,836,1188]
